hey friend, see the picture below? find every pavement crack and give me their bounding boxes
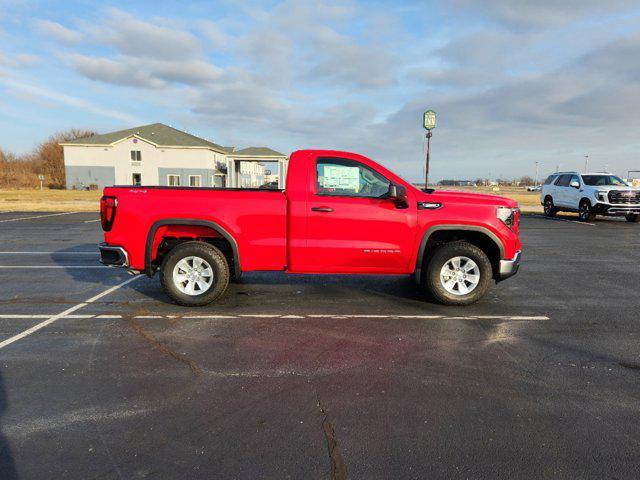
[619,361,640,371]
[127,317,201,375]
[316,396,348,480]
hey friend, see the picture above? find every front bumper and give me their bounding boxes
[99,243,129,267]
[498,250,521,281]
[593,203,640,216]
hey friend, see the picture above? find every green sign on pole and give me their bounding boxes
[423,110,437,130]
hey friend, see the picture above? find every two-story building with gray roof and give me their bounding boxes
[61,123,287,189]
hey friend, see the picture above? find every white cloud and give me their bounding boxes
[453,0,639,30]
[34,19,82,43]
[0,75,138,124]
[92,8,202,60]
[67,54,223,88]
[67,54,165,89]
[0,52,39,68]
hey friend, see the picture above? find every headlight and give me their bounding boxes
[496,206,519,230]
[594,190,607,202]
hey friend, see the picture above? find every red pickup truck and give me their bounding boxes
[99,150,521,306]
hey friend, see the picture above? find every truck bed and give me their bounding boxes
[102,186,288,273]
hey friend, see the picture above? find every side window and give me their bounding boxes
[570,175,580,186]
[543,175,557,185]
[316,157,390,198]
[555,175,570,187]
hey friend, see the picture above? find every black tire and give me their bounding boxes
[626,214,639,223]
[422,241,493,306]
[578,199,596,222]
[543,196,557,217]
[159,241,229,307]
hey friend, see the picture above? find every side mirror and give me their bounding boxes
[570,180,580,189]
[387,184,408,209]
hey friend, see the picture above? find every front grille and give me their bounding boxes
[608,190,640,204]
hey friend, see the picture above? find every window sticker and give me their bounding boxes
[322,165,360,192]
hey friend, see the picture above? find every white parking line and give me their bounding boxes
[0,212,79,223]
[83,219,101,223]
[0,276,140,350]
[0,312,550,322]
[528,214,596,226]
[309,314,549,320]
[140,314,550,321]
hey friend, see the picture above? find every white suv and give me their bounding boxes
[541,172,640,222]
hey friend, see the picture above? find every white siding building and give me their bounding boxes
[61,123,287,189]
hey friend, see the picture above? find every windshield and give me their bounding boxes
[581,175,628,186]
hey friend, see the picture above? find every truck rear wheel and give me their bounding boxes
[423,241,492,306]
[160,241,229,307]
[626,214,639,223]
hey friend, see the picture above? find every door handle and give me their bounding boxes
[311,206,333,212]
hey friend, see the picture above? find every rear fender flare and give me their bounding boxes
[145,218,240,278]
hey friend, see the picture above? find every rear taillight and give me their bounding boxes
[100,196,118,231]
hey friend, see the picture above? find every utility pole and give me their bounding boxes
[425,131,432,188]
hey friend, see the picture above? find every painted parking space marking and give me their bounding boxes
[0,212,79,223]
[0,276,140,350]
[527,214,596,226]
[83,219,101,223]
[0,313,550,321]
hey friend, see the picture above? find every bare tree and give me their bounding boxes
[519,175,534,186]
[36,129,96,187]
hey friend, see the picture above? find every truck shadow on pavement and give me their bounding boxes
[53,243,132,288]
[130,270,438,309]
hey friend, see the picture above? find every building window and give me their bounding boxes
[130,150,142,162]
[167,174,180,186]
[189,175,201,187]
[132,173,141,186]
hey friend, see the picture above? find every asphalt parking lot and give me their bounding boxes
[0,212,639,479]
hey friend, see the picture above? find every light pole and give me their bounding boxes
[584,154,589,173]
[423,110,437,188]
[534,161,539,186]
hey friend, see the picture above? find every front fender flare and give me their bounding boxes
[413,225,505,284]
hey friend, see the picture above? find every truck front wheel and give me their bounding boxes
[160,241,230,306]
[423,241,492,306]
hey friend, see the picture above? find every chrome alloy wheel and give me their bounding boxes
[439,256,480,296]
[172,256,214,296]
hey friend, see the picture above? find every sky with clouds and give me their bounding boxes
[1,0,639,181]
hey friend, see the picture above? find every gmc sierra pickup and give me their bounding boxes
[99,150,521,306]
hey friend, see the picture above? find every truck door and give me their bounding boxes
[294,156,416,274]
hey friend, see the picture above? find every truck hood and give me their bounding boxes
[423,189,518,208]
